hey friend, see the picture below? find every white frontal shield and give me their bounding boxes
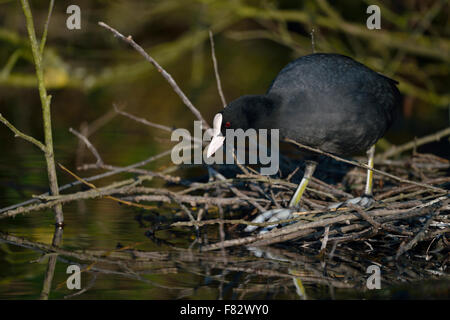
[206,113,225,158]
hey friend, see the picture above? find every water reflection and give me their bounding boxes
[40,226,63,300]
[1,230,447,299]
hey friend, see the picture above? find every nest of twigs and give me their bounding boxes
[163,149,449,258]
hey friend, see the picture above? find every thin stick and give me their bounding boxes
[376,176,450,201]
[320,226,329,251]
[310,28,316,53]
[0,149,172,214]
[0,113,47,153]
[286,166,300,182]
[376,126,450,160]
[0,178,147,219]
[85,108,118,137]
[64,274,97,299]
[207,167,265,212]
[209,30,227,108]
[395,203,445,259]
[168,195,198,231]
[69,128,103,166]
[58,163,156,210]
[39,0,54,55]
[284,138,447,193]
[113,104,202,144]
[123,194,269,207]
[347,203,380,229]
[113,104,172,133]
[98,21,210,129]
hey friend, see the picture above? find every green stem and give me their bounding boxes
[20,0,63,225]
[39,0,54,56]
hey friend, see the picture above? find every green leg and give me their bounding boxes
[364,145,375,196]
[289,161,317,208]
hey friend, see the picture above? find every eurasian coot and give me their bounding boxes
[207,53,401,232]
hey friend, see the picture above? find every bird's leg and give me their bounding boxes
[364,144,375,197]
[244,161,317,233]
[288,161,317,208]
[328,145,376,209]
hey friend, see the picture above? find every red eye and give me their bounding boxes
[225,122,231,128]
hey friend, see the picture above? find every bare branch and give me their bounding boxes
[310,28,316,53]
[39,0,54,55]
[0,149,172,214]
[69,127,104,166]
[395,203,445,259]
[113,104,203,145]
[98,21,210,129]
[0,113,47,153]
[209,30,227,108]
[377,126,450,160]
[113,104,172,132]
[284,138,448,193]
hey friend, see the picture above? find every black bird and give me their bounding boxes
[207,53,401,232]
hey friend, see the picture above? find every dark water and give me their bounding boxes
[1,206,449,299]
[1,201,449,300]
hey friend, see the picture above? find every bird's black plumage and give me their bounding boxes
[220,53,401,156]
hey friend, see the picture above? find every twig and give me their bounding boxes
[320,226,329,251]
[168,194,198,231]
[209,30,227,108]
[0,113,47,153]
[395,203,445,259]
[75,122,89,168]
[310,177,353,199]
[64,274,97,299]
[0,149,172,214]
[375,176,450,201]
[113,104,172,133]
[69,128,104,166]
[218,205,226,245]
[124,194,269,206]
[113,104,202,144]
[78,163,184,185]
[39,0,54,55]
[285,138,447,193]
[0,178,150,219]
[328,227,376,243]
[347,204,380,229]
[57,163,156,210]
[207,167,265,212]
[310,28,316,53]
[286,166,299,182]
[85,108,118,137]
[377,127,450,160]
[98,21,210,129]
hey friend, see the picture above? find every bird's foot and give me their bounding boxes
[328,194,374,210]
[244,207,305,234]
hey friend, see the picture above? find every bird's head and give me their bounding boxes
[206,95,275,158]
